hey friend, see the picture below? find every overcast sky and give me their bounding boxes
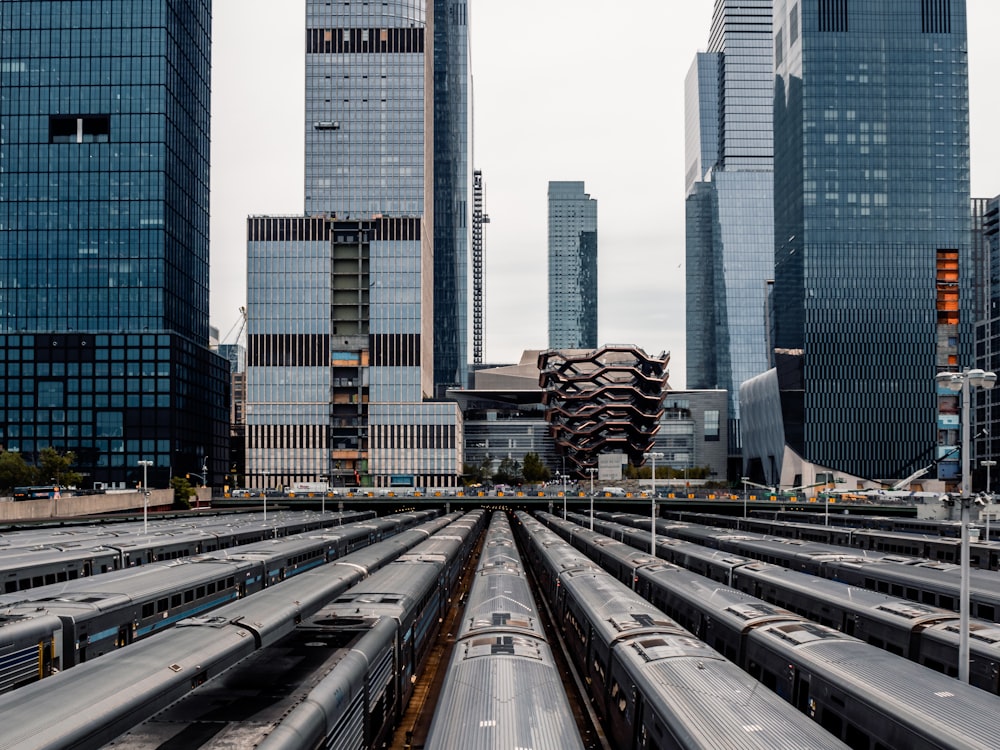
[210,1,1000,388]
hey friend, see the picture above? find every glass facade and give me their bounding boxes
[548,181,598,350]
[0,0,228,488]
[245,2,463,489]
[772,0,972,480]
[685,1,774,465]
[432,0,471,395]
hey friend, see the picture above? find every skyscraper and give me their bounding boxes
[0,0,228,488]
[685,0,774,465]
[771,0,972,480]
[433,0,471,395]
[548,181,598,350]
[245,1,464,490]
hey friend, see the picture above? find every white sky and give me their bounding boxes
[210,1,1000,388]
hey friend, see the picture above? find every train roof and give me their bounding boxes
[616,640,850,749]
[748,621,1000,748]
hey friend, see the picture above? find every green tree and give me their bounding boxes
[460,455,493,486]
[522,452,551,483]
[493,456,522,485]
[34,447,84,488]
[0,451,35,493]
[171,476,195,509]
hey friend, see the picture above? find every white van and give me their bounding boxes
[603,486,627,497]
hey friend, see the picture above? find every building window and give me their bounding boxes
[704,410,720,441]
[49,115,111,143]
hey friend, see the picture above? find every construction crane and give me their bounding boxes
[221,306,247,346]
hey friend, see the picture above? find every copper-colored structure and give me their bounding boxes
[538,346,669,478]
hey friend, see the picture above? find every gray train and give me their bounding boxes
[600,511,1000,624]
[667,509,1000,570]
[423,512,585,750]
[572,511,1000,695]
[251,510,486,750]
[0,509,377,594]
[0,512,465,750]
[0,510,436,695]
[514,512,851,750]
[542,512,1000,750]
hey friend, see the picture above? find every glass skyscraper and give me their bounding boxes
[771,0,972,480]
[548,181,598,350]
[0,0,228,488]
[246,0,464,489]
[433,0,471,395]
[685,0,774,464]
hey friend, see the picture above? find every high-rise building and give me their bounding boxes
[0,0,228,489]
[245,1,464,490]
[548,181,598,350]
[433,0,471,395]
[684,0,774,469]
[685,0,774,470]
[770,0,972,481]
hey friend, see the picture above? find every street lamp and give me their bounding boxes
[644,451,664,555]
[138,460,153,535]
[936,367,997,683]
[587,467,598,531]
[262,469,269,523]
[560,473,569,520]
[741,476,750,520]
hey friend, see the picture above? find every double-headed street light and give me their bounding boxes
[138,460,153,535]
[936,367,997,683]
[644,451,664,555]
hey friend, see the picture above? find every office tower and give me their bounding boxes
[0,1,228,488]
[972,196,999,476]
[548,181,598,350]
[685,0,774,467]
[246,1,463,490]
[433,0,471,395]
[771,0,971,480]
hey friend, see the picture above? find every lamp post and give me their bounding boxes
[644,451,664,555]
[741,476,750,520]
[936,367,997,683]
[561,473,569,520]
[587,467,598,530]
[138,460,152,535]
[262,469,269,523]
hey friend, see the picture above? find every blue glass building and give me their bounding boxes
[685,0,774,471]
[548,181,598,350]
[433,0,471,395]
[246,1,464,489]
[771,0,972,481]
[0,0,228,488]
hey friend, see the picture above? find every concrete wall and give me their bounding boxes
[0,489,176,521]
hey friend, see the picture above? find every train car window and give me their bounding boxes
[976,603,996,621]
[820,708,843,738]
[922,591,935,605]
[57,572,67,582]
[157,598,168,613]
[196,586,206,598]
[890,584,903,597]
[141,603,154,618]
[226,577,235,587]
[845,723,869,749]
[32,576,43,587]
[184,589,194,603]
[171,594,182,607]
[939,595,954,610]
[207,582,216,595]
[907,587,918,599]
